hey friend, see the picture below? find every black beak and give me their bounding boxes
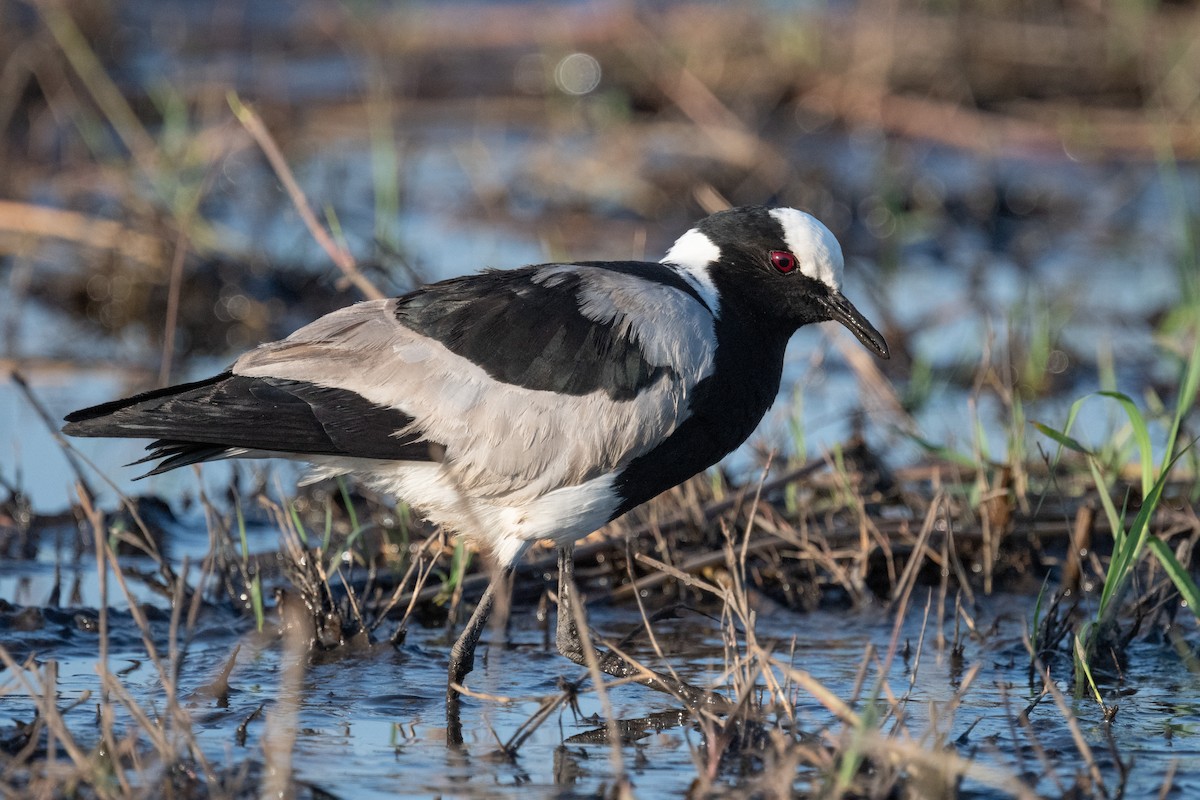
[822,292,890,359]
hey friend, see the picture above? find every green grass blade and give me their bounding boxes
[338,477,361,534]
[1164,333,1200,468]
[1095,391,1154,495]
[1073,633,1105,707]
[288,500,309,547]
[1030,572,1052,660]
[434,540,472,606]
[236,505,250,559]
[1146,538,1200,621]
[1034,394,1092,477]
[1096,448,1182,619]
[1086,457,1123,554]
[250,573,264,632]
[1032,422,1091,456]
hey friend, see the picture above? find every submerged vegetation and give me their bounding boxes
[2,1,1200,798]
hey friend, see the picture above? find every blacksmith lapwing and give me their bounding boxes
[64,205,889,701]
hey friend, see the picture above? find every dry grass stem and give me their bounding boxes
[0,200,165,268]
[228,94,384,301]
[565,579,626,784]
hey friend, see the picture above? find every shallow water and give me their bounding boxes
[4,531,1198,799]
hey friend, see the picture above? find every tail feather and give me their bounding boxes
[63,371,440,476]
[64,373,232,436]
[128,441,242,477]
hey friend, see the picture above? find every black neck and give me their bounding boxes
[611,304,792,518]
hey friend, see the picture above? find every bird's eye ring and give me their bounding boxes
[770,250,797,274]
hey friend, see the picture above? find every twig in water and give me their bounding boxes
[623,538,688,688]
[501,690,573,756]
[565,589,631,795]
[1032,653,1109,799]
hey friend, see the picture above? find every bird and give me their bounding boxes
[63,205,889,703]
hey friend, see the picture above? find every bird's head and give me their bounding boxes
[663,206,890,359]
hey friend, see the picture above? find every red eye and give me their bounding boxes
[770,250,797,274]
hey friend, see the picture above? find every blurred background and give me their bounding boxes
[2,0,1198,508]
[3,5,1200,798]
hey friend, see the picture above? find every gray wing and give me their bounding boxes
[234,264,718,499]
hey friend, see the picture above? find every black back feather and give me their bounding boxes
[393,265,686,400]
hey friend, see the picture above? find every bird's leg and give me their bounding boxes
[447,568,511,698]
[554,545,727,711]
[555,545,589,662]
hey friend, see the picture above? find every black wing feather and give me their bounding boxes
[63,371,439,474]
[131,443,232,476]
[393,265,682,401]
